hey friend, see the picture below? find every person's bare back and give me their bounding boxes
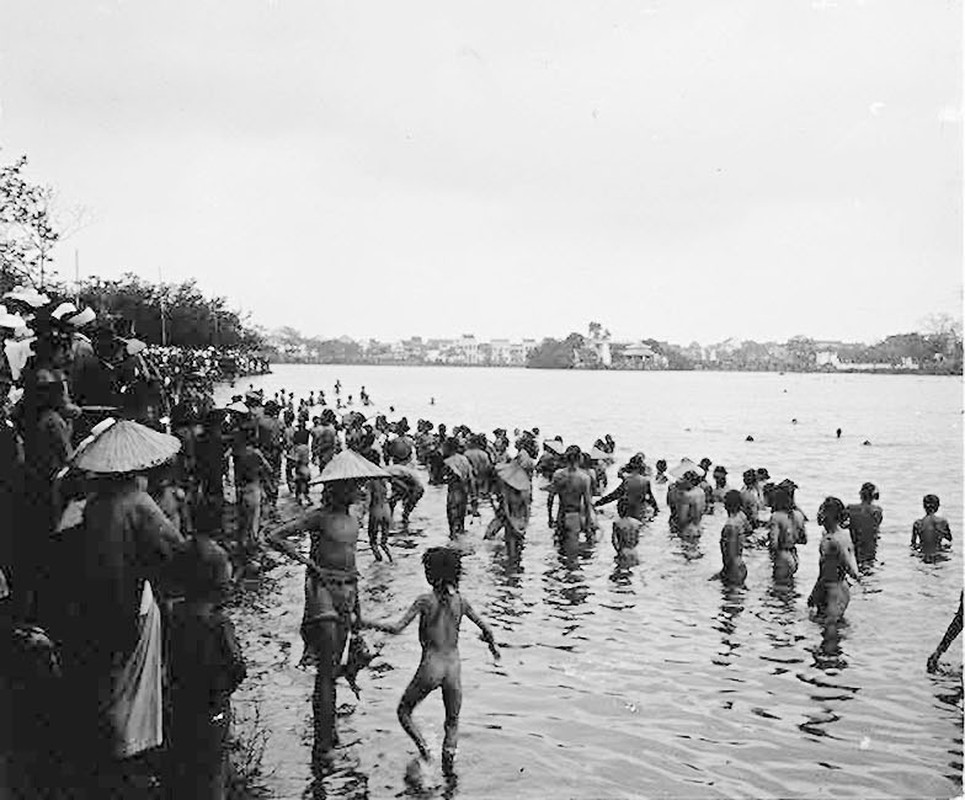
[416,590,466,655]
[913,513,952,554]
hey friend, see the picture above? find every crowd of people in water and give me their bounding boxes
[0,281,959,797]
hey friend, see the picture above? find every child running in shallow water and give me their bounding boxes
[362,547,499,773]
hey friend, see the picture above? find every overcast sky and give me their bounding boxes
[0,1,960,344]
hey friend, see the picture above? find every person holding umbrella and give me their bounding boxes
[266,449,388,770]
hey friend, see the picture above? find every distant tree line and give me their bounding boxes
[77,274,264,350]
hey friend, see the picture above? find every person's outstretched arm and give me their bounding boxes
[464,599,500,661]
[594,481,624,509]
[266,510,327,576]
[362,597,423,635]
[911,519,921,548]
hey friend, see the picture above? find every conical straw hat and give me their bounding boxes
[51,302,78,320]
[3,286,49,308]
[318,449,389,482]
[588,446,608,461]
[495,461,530,493]
[67,307,96,327]
[669,458,705,479]
[543,439,565,456]
[71,419,181,474]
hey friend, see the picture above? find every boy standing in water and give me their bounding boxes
[364,450,392,561]
[848,482,883,562]
[362,547,499,774]
[715,490,749,586]
[912,494,952,557]
[443,438,475,537]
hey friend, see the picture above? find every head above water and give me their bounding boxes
[742,469,756,487]
[655,459,667,473]
[818,496,849,530]
[565,444,582,466]
[723,489,743,515]
[516,436,538,459]
[423,546,462,595]
[923,494,940,513]
[770,486,793,513]
[324,479,361,509]
[859,482,879,502]
[682,470,700,488]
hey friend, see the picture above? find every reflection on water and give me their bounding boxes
[224,367,963,799]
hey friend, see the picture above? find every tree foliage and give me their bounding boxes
[0,154,59,292]
[78,273,264,350]
[527,333,585,369]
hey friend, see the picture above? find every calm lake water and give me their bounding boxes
[218,365,963,799]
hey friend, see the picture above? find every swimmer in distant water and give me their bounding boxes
[912,494,952,557]
[362,547,499,774]
[808,497,859,622]
[715,490,749,586]
[862,440,871,446]
[430,397,435,405]
[745,435,755,442]
[836,428,842,438]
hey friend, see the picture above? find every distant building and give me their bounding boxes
[815,350,841,368]
[616,342,668,370]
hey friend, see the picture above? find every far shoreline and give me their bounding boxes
[262,362,962,378]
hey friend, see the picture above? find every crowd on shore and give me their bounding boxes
[0,281,960,797]
[0,284,267,797]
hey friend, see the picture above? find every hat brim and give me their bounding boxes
[318,449,389,482]
[668,459,705,479]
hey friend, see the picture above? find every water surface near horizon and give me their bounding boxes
[222,366,963,799]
